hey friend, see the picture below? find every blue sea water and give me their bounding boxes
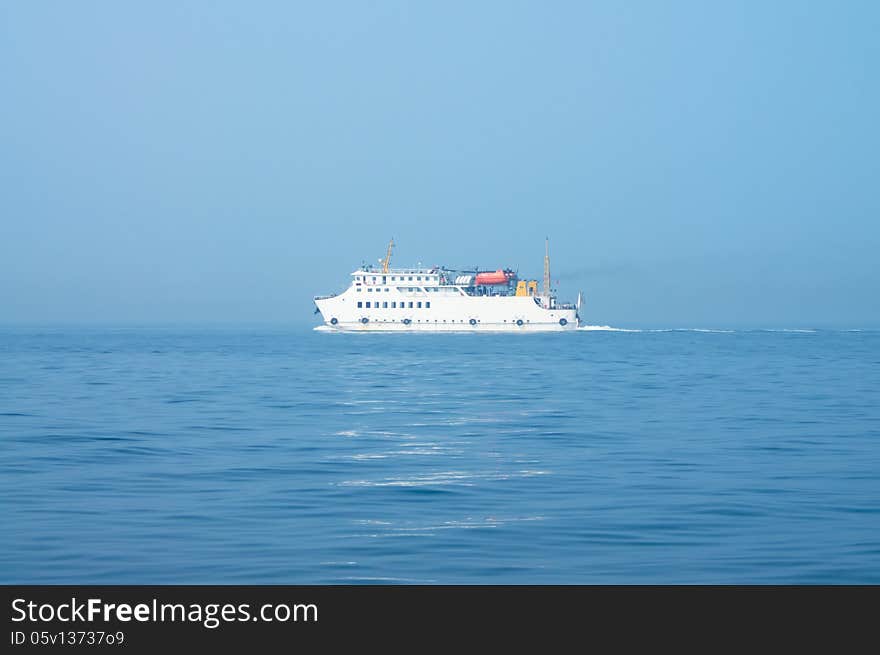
[1,326,878,584]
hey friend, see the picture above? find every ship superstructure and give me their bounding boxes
[314,239,581,332]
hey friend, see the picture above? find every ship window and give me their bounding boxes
[426,302,431,308]
[356,288,361,292]
[417,276,421,281]
[408,276,413,281]
[372,277,377,282]
[367,288,372,292]
[391,302,396,308]
[417,302,422,308]
[383,302,388,308]
[385,288,389,292]
[357,301,362,308]
[365,302,370,308]
[408,301,413,308]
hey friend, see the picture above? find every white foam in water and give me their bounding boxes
[761,328,817,333]
[317,324,837,334]
[577,325,642,332]
[578,326,737,333]
[676,328,736,333]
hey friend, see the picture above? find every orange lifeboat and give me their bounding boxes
[474,269,511,285]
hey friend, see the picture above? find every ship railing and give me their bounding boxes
[358,266,439,274]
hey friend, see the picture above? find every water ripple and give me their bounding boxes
[1,327,879,583]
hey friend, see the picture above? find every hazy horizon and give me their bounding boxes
[3,2,878,328]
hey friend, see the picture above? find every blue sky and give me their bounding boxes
[2,1,878,327]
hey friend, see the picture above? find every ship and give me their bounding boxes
[313,238,582,332]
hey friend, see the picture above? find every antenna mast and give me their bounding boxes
[381,238,395,274]
[543,237,551,297]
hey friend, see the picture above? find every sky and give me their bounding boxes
[2,1,878,328]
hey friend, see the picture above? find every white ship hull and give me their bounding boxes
[317,322,576,332]
[315,292,578,332]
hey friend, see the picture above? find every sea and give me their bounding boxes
[1,326,878,583]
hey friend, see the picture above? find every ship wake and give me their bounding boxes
[577,324,642,332]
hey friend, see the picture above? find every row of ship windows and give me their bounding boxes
[357,276,437,283]
[357,301,430,309]
[357,287,460,294]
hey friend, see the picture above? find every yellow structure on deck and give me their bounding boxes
[516,280,540,296]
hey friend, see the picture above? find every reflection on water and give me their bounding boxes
[1,327,879,583]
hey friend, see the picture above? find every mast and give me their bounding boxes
[543,237,551,298]
[381,238,394,274]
